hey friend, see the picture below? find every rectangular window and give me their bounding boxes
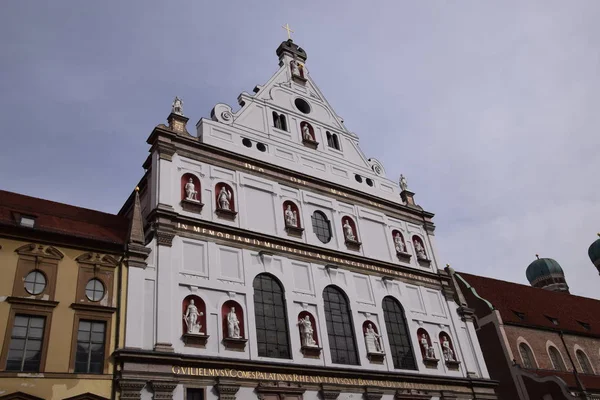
[6,315,45,372]
[74,320,106,373]
[186,388,204,400]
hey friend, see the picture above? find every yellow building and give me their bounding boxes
[0,189,148,400]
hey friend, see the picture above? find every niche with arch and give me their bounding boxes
[215,182,237,220]
[341,216,361,250]
[392,230,411,262]
[221,300,247,351]
[290,60,306,81]
[181,295,208,347]
[300,121,319,149]
[412,236,431,265]
[363,320,385,363]
[181,173,203,213]
[439,332,460,368]
[417,328,438,367]
[297,311,321,358]
[283,201,304,237]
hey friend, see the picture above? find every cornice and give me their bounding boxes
[7,296,59,308]
[145,125,436,227]
[70,303,118,314]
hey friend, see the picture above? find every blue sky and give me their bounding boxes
[1,1,599,298]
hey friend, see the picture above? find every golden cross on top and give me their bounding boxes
[282,23,294,40]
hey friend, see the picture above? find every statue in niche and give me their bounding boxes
[183,299,203,335]
[442,336,456,361]
[420,333,436,359]
[394,232,406,253]
[217,186,232,210]
[343,220,356,242]
[302,124,312,141]
[184,178,198,201]
[227,307,241,339]
[364,324,383,353]
[399,174,408,192]
[297,316,317,347]
[284,205,298,227]
[172,96,183,116]
[414,239,427,260]
[290,60,300,77]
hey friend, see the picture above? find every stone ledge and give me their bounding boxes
[215,208,238,221]
[182,333,210,348]
[181,199,204,214]
[223,337,247,351]
[302,138,319,150]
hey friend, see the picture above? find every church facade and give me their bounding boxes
[116,39,498,400]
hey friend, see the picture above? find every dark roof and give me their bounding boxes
[0,190,128,246]
[457,272,600,336]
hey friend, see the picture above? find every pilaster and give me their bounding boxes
[150,380,178,400]
[118,380,146,400]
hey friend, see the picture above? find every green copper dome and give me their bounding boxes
[588,233,600,268]
[526,257,564,283]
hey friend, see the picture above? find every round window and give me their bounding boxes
[24,271,46,295]
[256,143,267,152]
[242,138,252,148]
[85,279,105,302]
[294,98,311,114]
[355,174,363,183]
[366,178,374,187]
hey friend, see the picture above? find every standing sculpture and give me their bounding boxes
[172,96,184,116]
[218,186,232,210]
[399,174,408,192]
[302,124,312,141]
[414,239,427,260]
[394,232,406,253]
[343,220,356,242]
[297,316,317,347]
[183,299,203,335]
[284,205,298,227]
[227,307,241,339]
[364,323,383,353]
[420,333,436,359]
[442,336,456,361]
[185,178,198,201]
[291,60,301,76]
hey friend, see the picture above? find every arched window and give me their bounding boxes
[272,112,287,131]
[326,131,341,150]
[311,211,332,244]
[253,274,290,359]
[333,134,340,150]
[519,342,535,368]
[383,296,417,370]
[576,349,593,374]
[548,346,566,371]
[323,286,359,365]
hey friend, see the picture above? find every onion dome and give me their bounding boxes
[526,255,569,293]
[588,233,600,274]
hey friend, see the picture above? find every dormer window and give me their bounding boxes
[20,215,36,228]
[577,321,591,331]
[545,315,559,325]
[512,310,526,320]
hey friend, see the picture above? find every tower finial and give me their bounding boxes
[535,254,540,260]
[171,96,183,116]
[282,23,294,40]
[597,233,600,238]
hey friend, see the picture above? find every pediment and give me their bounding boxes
[63,394,109,400]
[0,392,45,400]
[15,243,64,260]
[76,252,120,267]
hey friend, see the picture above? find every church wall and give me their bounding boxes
[168,153,438,274]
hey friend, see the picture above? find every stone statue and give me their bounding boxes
[394,232,406,253]
[218,186,232,210]
[172,96,183,116]
[343,220,356,242]
[290,60,300,76]
[284,205,297,227]
[302,124,312,141]
[364,323,383,353]
[183,299,203,335]
[227,307,241,339]
[184,178,198,201]
[414,239,427,260]
[399,174,408,192]
[297,316,317,347]
[442,336,455,361]
[420,333,436,359]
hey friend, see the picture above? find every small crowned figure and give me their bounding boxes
[343,220,356,242]
[172,96,184,116]
[218,186,232,210]
[290,60,301,77]
[183,299,203,335]
[297,315,317,347]
[284,205,298,227]
[185,177,198,201]
[420,333,436,359]
[364,323,383,353]
[399,174,408,192]
[227,307,241,339]
[442,336,456,362]
[302,124,312,141]
[414,239,427,260]
[394,232,406,254]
